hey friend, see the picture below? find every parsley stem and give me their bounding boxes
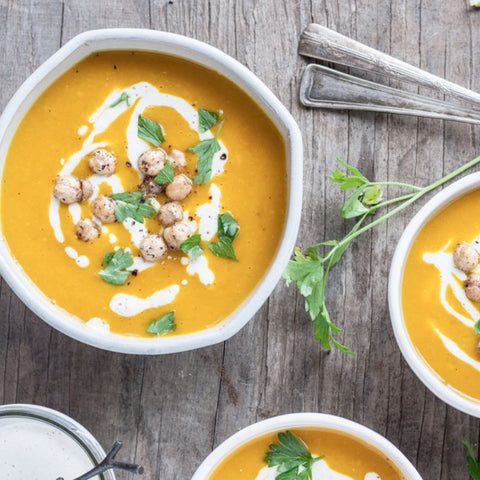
[339,155,480,250]
[214,119,225,139]
[369,181,422,190]
[372,192,416,210]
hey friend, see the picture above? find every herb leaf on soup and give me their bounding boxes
[154,160,174,184]
[189,119,224,185]
[180,234,203,257]
[198,108,219,133]
[208,211,239,260]
[265,431,321,480]
[138,114,165,146]
[111,191,156,224]
[109,92,131,108]
[218,212,239,239]
[98,248,133,286]
[463,440,480,480]
[208,237,237,260]
[146,311,176,335]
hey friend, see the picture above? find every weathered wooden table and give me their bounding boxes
[1,1,480,479]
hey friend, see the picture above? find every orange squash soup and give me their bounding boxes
[1,51,287,337]
[403,189,480,401]
[209,428,405,480]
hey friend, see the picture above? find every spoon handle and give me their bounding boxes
[300,64,480,124]
[299,23,480,109]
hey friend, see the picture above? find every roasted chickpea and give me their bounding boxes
[53,175,84,204]
[140,234,167,262]
[453,242,479,272]
[165,174,192,201]
[89,149,116,176]
[76,218,99,241]
[158,202,183,227]
[168,149,186,168]
[80,178,93,201]
[163,222,193,250]
[92,195,117,223]
[466,274,480,302]
[138,148,167,176]
[140,175,165,198]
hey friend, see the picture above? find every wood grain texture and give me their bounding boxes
[1,0,480,478]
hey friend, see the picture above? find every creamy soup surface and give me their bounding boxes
[1,51,287,337]
[208,428,405,480]
[402,189,480,401]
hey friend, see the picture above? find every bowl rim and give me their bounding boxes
[191,412,422,479]
[0,28,303,354]
[0,403,115,479]
[389,172,480,418]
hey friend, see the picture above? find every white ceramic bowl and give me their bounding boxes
[0,29,303,354]
[389,172,480,417]
[192,412,422,479]
[0,403,115,479]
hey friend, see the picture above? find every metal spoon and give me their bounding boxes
[300,63,480,124]
[299,23,480,109]
[56,441,144,480]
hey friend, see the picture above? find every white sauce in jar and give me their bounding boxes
[0,416,99,479]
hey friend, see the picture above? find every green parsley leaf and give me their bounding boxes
[189,138,220,185]
[154,160,174,184]
[198,108,219,133]
[101,251,114,267]
[146,311,176,336]
[138,114,165,146]
[218,212,239,240]
[208,211,239,260]
[111,191,156,224]
[208,237,237,260]
[98,248,134,286]
[109,92,131,108]
[189,119,224,185]
[284,247,324,319]
[328,158,368,190]
[180,234,203,257]
[464,440,480,480]
[264,431,321,480]
[475,321,480,336]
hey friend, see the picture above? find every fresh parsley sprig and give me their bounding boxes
[464,440,480,479]
[111,191,156,224]
[284,155,480,353]
[265,431,321,480]
[181,234,203,257]
[98,248,134,285]
[138,114,165,146]
[189,119,224,185]
[198,108,219,133]
[208,212,239,260]
[146,311,176,335]
[109,92,130,108]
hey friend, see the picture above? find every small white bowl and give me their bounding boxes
[0,403,115,479]
[389,172,480,417]
[0,29,303,354]
[191,412,422,479]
